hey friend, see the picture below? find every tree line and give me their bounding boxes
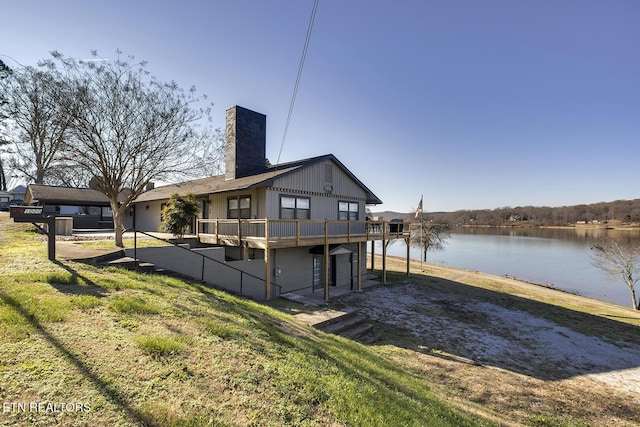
[423,199,640,227]
[0,50,224,246]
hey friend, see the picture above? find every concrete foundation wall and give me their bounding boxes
[124,241,367,300]
[124,244,268,300]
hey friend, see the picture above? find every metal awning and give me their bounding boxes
[309,244,354,256]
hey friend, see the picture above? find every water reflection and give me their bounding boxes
[380,227,640,308]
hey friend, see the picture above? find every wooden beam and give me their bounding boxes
[324,220,329,301]
[264,220,271,300]
[382,224,387,284]
[357,242,362,291]
[382,240,387,284]
[406,237,410,276]
[371,239,375,271]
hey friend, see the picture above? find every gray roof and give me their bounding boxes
[134,154,383,205]
[26,185,111,206]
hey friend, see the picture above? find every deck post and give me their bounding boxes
[382,223,387,284]
[357,242,362,291]
[324,220,329,301]
[264,220,271,300]
[382,240,387,284]
[238,219,243,259]
[406,236,411,276]
[371,239,375,271]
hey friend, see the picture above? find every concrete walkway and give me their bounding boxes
[54,230,196,262]
[281,276,381,306]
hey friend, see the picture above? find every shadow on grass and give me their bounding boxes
[0,290,161,427]
[340,270,640,383]
[215,294,480,426]
[48,260,108,297]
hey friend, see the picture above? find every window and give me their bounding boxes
[280,196,310,219]
[338,201,359,220]
[228,196,251,219]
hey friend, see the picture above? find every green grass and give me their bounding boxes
[109,296,160,315]
[0,215,486,426]
[134,334,188,357]
[77,237,172,250]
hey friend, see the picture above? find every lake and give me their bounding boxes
[375,227,640,308]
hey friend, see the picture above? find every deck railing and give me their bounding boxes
[197,218,411,248]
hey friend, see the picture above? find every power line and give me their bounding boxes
[276,0,319,165]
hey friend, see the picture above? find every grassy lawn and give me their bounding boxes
[0,214,488,426]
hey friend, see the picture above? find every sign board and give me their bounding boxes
[9,206,45,222]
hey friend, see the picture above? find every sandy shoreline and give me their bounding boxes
[344,255,640,424]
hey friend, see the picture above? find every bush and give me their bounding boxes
[160,193,200,239]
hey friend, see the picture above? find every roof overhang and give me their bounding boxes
[309,244,355,255]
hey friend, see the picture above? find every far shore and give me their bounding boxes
[455,223,640,231]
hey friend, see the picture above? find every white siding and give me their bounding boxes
[135,200,164,231]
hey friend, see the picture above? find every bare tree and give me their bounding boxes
[0,58,70,184]
[0,59,10,190]
[191,127,225,176]
[410,216,451,262]
[57,50,215,247]
[591,238,640,310]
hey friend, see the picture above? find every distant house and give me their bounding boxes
[133,105,408,300]
[24,184,133,229]
[8,185,26,202]
[0,190,10,211]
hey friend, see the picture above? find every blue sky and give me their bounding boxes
[2,1,639,213]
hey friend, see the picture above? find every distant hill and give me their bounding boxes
[369,211,410,220]
[374,198,640,227]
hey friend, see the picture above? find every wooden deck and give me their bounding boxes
[197,219,411,249]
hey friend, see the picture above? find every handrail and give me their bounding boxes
[123,228,282,297]
[197,218,411,242]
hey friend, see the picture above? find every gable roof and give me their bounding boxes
[9,185,27,197]
[134,154,383,204]
[26,184,111,206]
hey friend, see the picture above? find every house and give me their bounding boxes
[0,190,10,210]
[23,184,133,229]
[133,105,409,300]
[8,185,26,202]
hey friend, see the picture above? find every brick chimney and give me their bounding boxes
[225,105,267,180]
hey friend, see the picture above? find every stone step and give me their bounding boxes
[320,313,367,335]
[310,307,359,329]
[107,257,155,273]
[338,322,375,341]
[357,329,381,345]
[294,307,379,344]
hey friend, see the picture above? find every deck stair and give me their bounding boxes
[295,307,380,344]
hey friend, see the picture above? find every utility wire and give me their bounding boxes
[276,0,319,166]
